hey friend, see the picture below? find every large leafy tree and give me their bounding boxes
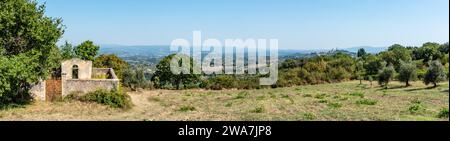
[94,54,129,79]
[415,42,442,63]
[1,0,64,105]
[379,44,412,71]
[74,40,99,61]
[363,54,382,76]
[152,54,200,90]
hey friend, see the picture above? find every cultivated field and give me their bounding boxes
[0,81,448,121]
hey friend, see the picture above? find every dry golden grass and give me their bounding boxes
[0,81,448,121]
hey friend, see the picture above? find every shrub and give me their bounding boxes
[437,108,449,119]
[250,107,265,113]
[302,113,317,120]
[81,89,132,109]
[178,105,196,112]
[356,99,378,105]
[408,99,425,114]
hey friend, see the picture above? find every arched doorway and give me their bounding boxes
[72,65,79,79]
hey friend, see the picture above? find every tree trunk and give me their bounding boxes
[406,80,410,87]
[433,83,437,88]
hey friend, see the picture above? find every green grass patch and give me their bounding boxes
[302,112,316,120]
[250,107,265,113]
[356,99,378,105]
[318,99,328,103]
[178,105,196,112]
[303,94,312,98]
[225,102,233,107]
[437,108,449,118]
[348,92,365,98]
[328,102,343,109]
[314,94,328,99]
[234,91,249,99]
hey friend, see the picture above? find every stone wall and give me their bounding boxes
[62,79,119,97]
[30,81,46,101]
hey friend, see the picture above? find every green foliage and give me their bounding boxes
[74,40,99,61]
[398,61,417,86]
[94,54,129,79]
[408,100,425,114]
[356,99,378,105]
[122,67,153,91]
[328,102,343,109]
[152,54,200,90]
[348,92,365,98]
[1,0,63,105]
[364,54,383,75]
[423,60,446,87]
[415,42,443,63]
[178,105,196,112]
[80,89,132,109]
[314,94,328,99]
[380,44,412,71]
[250,107,265,113]
[204,75,237,90]
[437,108,449,119]
[357,48,367,58]
[302,112,317,120]
[60,41,76,60]
[234,91,249,99]
[378,64,396,89]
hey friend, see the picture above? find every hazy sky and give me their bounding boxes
[37,0,449,49]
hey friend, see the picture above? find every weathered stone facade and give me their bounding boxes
[30,58,120,101]
[30,81,46,101]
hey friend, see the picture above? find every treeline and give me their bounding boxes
[121,42,448,91]
[277,42,449,88]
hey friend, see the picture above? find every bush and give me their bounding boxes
[250,107,265,113]
[178,105,196,112]
[302,113,317,120]
[408,100,425,114]
[80,89,132,109]
[437,108,449,119]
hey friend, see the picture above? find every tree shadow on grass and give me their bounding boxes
[404,86,437,92]
[376,85,408,91]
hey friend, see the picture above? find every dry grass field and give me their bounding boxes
[0,81,448,121]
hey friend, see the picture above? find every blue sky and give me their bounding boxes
[37,0,449,49]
